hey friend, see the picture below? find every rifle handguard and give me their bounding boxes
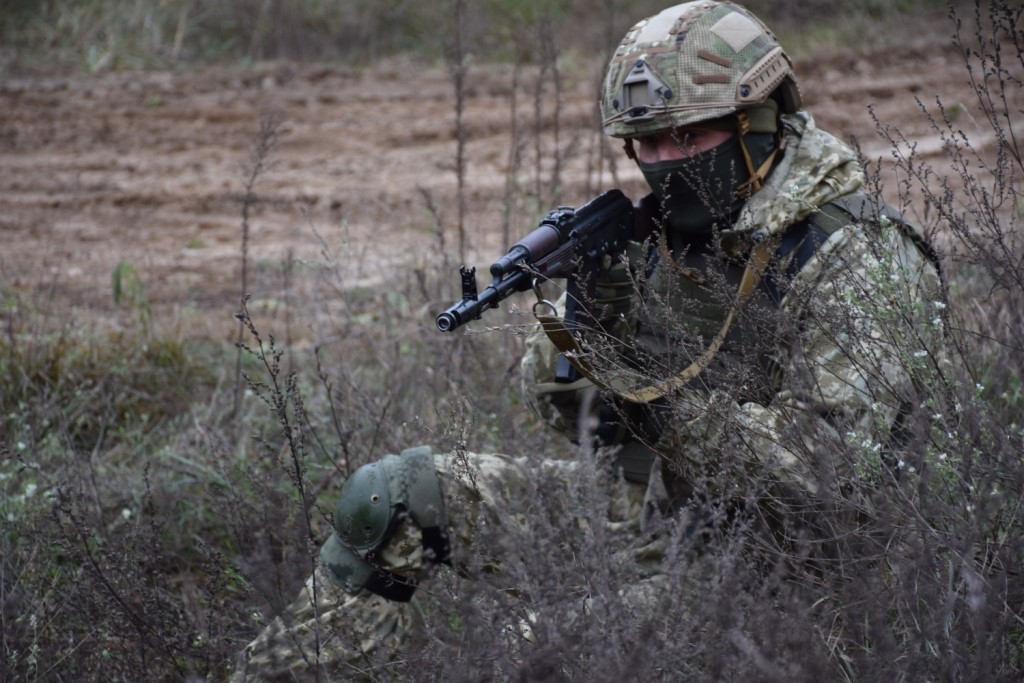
[435,190,634,334]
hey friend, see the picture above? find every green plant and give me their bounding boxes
[112,259,150,330]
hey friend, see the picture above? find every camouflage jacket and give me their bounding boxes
[520,112,946,497]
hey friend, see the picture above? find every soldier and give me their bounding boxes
[236,1,945,678]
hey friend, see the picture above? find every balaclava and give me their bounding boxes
[638,128,775,235]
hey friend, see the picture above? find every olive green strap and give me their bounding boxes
[533,239,777,403]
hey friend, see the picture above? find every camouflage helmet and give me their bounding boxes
[601,1,801,139]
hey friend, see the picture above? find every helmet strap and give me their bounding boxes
[623,138,638,161]
[734,110,781,199]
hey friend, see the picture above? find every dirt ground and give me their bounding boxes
[0,15,1007,341]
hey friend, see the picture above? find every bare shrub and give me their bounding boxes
[3,1,1022,681]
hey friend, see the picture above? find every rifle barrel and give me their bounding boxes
[435,270,531,332]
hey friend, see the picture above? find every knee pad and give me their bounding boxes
[320,446,450,602]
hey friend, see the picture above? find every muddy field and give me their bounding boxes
[0,15,1005,341]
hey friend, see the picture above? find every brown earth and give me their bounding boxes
[0,16,1008,341]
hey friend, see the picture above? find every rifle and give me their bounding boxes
[435,189,634,383]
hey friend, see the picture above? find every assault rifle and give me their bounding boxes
[435,189,634,382]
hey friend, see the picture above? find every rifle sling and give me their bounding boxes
[533,238,777,404]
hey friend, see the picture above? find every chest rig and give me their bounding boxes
[631,193,868,397]
[583,193,872,486]
[635,233,780,403]
[538,193,851,402]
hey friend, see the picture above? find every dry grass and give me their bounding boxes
[2,0,1021,680]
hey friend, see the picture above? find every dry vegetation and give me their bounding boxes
[1,0,1022,680]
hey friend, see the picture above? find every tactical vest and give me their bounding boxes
[634,233,780,404]
[612,191,916,485]
[629,195,869,397]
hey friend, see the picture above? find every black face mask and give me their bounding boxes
[638,133,775,236]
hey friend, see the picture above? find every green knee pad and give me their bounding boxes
[320,446,450,602]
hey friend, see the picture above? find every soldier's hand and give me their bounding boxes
[592,252,634,325]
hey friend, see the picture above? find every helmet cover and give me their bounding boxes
[601,1,801,138]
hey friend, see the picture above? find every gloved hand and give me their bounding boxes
[592,252,636,330]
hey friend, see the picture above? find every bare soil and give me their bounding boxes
[0,19,1005,340]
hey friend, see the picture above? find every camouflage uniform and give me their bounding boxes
[234,451,656,679]
[523,111,946,503]
[236,3,945,679]
[236,111,944,681]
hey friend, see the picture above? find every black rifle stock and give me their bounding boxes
[436,189,634,382]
